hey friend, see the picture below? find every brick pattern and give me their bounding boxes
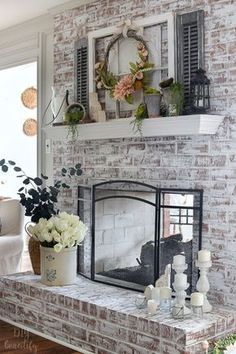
[52,0,236,308]
[1,273,236,354]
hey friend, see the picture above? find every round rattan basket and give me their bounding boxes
[23,118,37,136]
[28,237,41,275]
[21,87,37,109]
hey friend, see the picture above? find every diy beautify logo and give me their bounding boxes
[4,327,38,353]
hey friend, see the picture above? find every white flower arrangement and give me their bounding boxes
[27,212,87,253]
[224,343,236,354]
[208,333,236,354]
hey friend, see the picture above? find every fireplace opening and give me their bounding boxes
[77,181,203,292]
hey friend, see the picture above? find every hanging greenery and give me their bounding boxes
[130,103,148,136]
[64,103,85,140]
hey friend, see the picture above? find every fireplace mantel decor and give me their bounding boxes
[48,114,224,140]
[77,180,203,292]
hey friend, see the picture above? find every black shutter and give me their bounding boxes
[75,38,88,114]
[176,11,204,112]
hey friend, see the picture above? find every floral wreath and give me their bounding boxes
[95,30,154,104]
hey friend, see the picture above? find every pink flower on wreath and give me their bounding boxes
[135,71,144,80]
[113,74,135,101]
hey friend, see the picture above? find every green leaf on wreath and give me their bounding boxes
[129,62,137,71]
[125,95,133,104]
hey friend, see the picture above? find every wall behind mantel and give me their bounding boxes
[48,0,236,307]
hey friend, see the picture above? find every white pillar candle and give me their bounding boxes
[198,250,211,262]
[144,284,154,300]
[151,287,160,303]
[191,292,204,307]
[173,254,185,265]
[160,287,172,300]
[147,299,157,315]
[174,273,187,286]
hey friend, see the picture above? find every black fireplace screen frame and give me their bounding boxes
[77,180,203,292]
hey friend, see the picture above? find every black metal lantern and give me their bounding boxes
[190,68,210,113]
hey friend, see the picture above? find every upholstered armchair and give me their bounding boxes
[0,199,24,275]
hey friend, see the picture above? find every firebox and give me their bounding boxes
[77,180,203,292]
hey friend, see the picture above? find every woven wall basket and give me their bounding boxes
[23,118,37,136]
[21,87,37,109]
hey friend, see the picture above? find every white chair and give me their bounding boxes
[0,199,24,275]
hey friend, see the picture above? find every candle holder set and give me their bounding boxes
[137,284,172,315]
[136,249,212,319]
[146,286,172,315]
[172,250,212,318]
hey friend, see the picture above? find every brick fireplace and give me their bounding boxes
[50,0,236,309]
[77,181,202,293]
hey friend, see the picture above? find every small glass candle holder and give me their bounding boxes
[135,295,147,309]
[191,305,203,318]
[159,287,172,313]
[160,298,172,313]
[172,305,184,320]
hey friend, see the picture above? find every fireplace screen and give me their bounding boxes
[77,181,203,292]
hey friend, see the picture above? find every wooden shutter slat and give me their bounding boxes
[75,38,89,114]
[176,10,204,113]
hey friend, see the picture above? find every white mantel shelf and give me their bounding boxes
[46,114,224,140]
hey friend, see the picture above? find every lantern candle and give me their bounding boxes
[198,250,211,262]
[173,254,185,265]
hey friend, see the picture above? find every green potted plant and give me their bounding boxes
[144,87,161,118]
[160,78,184,116]
[64,103,86,140]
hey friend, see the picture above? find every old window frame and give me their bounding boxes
[88,14,175,115]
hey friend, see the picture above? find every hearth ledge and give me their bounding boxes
[0,272,235,354]
[46,114,224,140]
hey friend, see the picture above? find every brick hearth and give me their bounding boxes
[0,273,236,354]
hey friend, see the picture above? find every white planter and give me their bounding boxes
[40,246,77,286]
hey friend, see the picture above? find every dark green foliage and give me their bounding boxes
[1,159,83,223]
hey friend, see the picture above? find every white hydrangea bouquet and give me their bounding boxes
[27,211,87,253]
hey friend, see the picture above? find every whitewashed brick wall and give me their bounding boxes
[52,0,236,308]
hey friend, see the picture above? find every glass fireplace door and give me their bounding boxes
[92,181,158,291]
